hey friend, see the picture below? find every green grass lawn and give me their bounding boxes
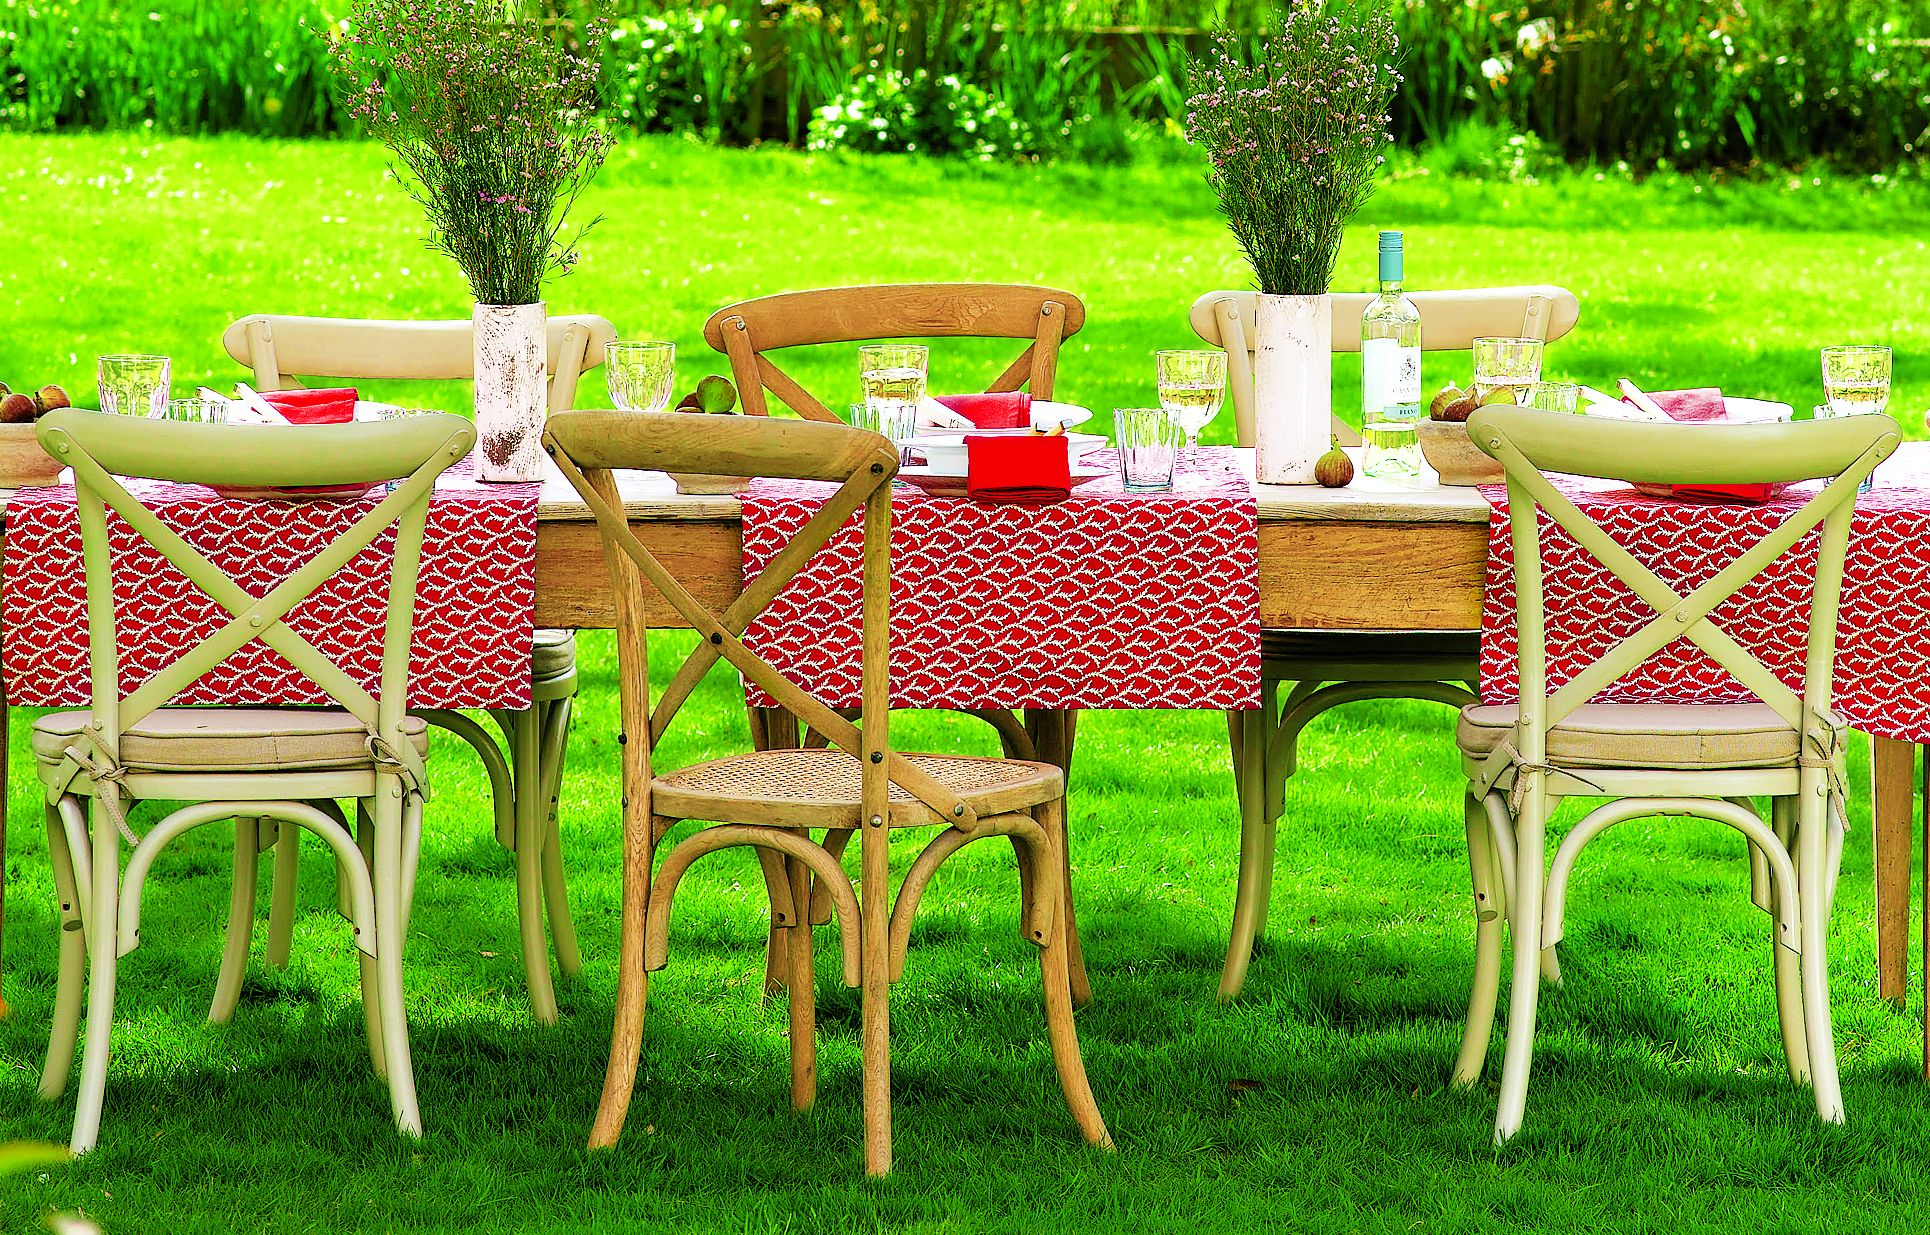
[4,134,1930,1233]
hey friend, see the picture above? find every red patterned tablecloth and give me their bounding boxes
[3,458,538,709]
[1478,450,1930,742]
[741,446,1260,711]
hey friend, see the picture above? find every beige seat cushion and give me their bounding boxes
[654,748,1062,829]
[1455,702,1838,771]
[33,709,429,774]
[532,628,576,681]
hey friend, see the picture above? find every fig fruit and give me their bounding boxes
[1314,436,1354,488]
[36,385,70,412]
[1438,391,1481,423]
[1481,386,1519,406]
[0,392,38,423]
[1428,382,1463,421]
[675,374,738,414]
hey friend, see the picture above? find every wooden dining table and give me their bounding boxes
[3,448,1921,1060]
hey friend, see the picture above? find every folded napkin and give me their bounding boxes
[261,386,358,425]
[936,392,1031,430]
[1623,387,1772,504]
[965,433,1070,505]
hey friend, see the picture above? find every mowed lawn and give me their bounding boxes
[1,134,1929,1233]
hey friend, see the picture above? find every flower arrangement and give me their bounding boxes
[1184,8,1401,297]
[327,0,613,307]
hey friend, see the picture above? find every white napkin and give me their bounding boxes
[915,397,975,430]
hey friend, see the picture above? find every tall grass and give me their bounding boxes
[4,0,1928,169]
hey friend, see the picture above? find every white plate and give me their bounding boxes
[1030,400,1093,431]
[908,432,1107,474]
[896,464,1110,499]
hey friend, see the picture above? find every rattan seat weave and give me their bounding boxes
[653,748,1063,828]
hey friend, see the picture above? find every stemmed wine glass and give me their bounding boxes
[1156,350,1227,453]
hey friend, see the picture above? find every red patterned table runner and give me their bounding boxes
[4,458,538,709]
[1478,450,1930,742]
[741,446,1260,710]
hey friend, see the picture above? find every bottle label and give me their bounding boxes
[1363,338,1421,422]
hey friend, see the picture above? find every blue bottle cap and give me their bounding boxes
[1378,231,1403,284]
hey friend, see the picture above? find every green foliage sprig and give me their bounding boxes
[1184,7,1401,296]
[327,0,613,306]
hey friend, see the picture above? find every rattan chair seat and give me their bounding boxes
[653,747,1063,829]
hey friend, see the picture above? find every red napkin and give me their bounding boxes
[936,392,1031,430]
[261,386,358,425]
[965,433,1070,505]
[1624,387,1771,504]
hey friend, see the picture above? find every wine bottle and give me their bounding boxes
[1361,230,1423,483]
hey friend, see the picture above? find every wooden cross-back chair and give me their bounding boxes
[701,282,1086,422]
[541,408,1112,1176]
[1188,285,1583,999]
[1457,405,1897,1144]
[219,311,616,1025]
[31,408,474,1153]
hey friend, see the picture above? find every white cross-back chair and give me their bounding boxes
[219,312,617,1023]
[1457,404,1897,1143]
[1188,285,1581,999]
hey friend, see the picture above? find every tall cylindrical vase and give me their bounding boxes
[1252,292,1333,485]
[473,301,548,483]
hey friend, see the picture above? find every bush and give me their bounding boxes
[806,69,1037,161]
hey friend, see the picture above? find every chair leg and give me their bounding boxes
[1453,790,1505,1088]
[1768,797,1811,1085]
[510,708,559,1024]
[785,851,817,1112]
[538,695,582,980]
[1796,791,1844,1123]
[861,813,892,1176]
[1220,707,1271,1001]
[355,807,387,1081]
[752,705,800,1001]
[209,817,262,1024]
[265,819,300,968]
[371,787,422,1138]
[70,797,122,1155]
[1494,786,1547,1145]
[40,807,86,1101]
[1037,796,1114,1149]
[588,812,661,1151]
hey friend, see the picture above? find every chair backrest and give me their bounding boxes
[1469,404,1898,783]
[702,283,1087,422]
[37,408,475,783]
[541,408,980,829]
[220,314,620,414]
[1189,286,1582,447]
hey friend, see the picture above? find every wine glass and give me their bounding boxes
[605,341,677,413]
[97,354,171,417]
[1155,349,1226,452]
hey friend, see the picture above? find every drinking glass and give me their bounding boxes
[605,341,677,413]
[160,397,229,424]
[1114,407,1181,492]
[1523,381,1580,414]
[859,344,928,420]
[850,401,916,470]
[97,354,171,417]
[1820,345,1891,417]
[1471,337,1544,403]
[1156,349,1227,451]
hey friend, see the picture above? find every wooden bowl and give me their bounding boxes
[668,472,750,495]
[1416,419,1504,486]
[0,422,65,487]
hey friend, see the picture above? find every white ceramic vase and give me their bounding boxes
[473,300,547,482]
[1252,292,1332,485]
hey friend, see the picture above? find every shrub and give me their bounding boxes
[806,69,1036,161]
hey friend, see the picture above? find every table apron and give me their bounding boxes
[530,517,1489,633]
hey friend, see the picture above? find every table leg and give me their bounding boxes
[0,695,8,1019]
[1872,736,1913,1005]
[1028,708,1089,1007]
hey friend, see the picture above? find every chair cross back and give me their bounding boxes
[540,409,978,827]
[702,283,1086,422]
[1469,405,1899,792]
[36,410,476,792]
